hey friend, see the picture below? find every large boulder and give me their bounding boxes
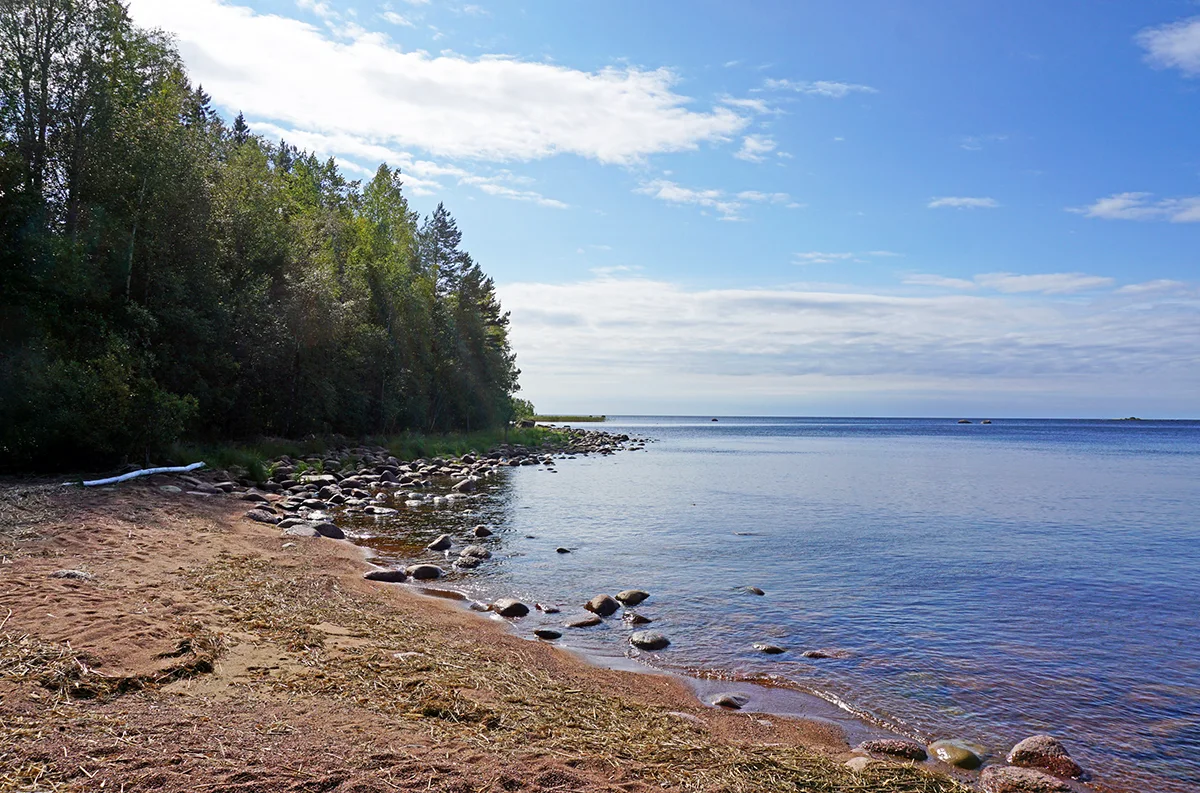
[615,589,650,606]
[404,564,444,580]
[491,598,530,618]
[629,631,670,650]
[584,594,620,617]
[1006,735,1083,778]
[856,739,928,761]
[980,767,1071,793]
[928,740,983,769]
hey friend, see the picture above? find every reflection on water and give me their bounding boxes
[343,417,1200,793]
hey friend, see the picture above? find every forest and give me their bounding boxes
[0,0,523,471]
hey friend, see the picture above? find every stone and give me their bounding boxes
[1006,735,1083,778]
[49,569,94,581]
[282,523,320,537]
[555,547,571,554]
[629,631,670,650]
[455,556,482,569]
[277,518,308,528]
[615,589,650,606]
[364,569,408,583]
[158,485,182,493]
[426,534,452,551]
[928,740,983,770]
[711,693,749,709]
[246,509,280,524]
[474,525,493,537]
[240,491,270,503]
[491,598,530,618]
[452,478,477,493]
[753,643,786,655]
[312,522,345,539]
[980,767,1071,793]
[404,564,444,580]
[459,545,491,559]
[534,628,562,641]
[584,594,620,617]
[623,612,652,625]
[743,586,766,596]
[856,739,928,761]
[844,757,877,773]
[566,615,603,628]
[803,648,851,659]
[536,603,561,614]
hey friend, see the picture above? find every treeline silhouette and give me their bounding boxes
[0,0,521,469]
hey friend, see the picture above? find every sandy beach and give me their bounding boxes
[0,475,973,793]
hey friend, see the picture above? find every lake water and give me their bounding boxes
[350,417,1200,793]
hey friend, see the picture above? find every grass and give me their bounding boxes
[173,552,972,793]
[168,426,570,483]
[532,415,607,422]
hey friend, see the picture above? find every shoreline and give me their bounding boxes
[0,431,1106,793]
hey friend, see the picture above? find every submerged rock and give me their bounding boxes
[566,615,603,628]
[802,648,851,659]
[426,534,452,551]
[856,739,928,761]
[623,612,652,625]
[584,594,620,617]
[1006,735,1083,778]
[615,589,650,606]
[711,693,749,709]
[363,569,408,583]
[753,642,786,655]
[980,767,1071,793]
[629,631,670,650]
[404,564,444,580]
[555,547,571,554]
[491,598,530,618]
[742,586,766,596]
[928,740,983,769]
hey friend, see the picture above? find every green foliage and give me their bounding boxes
[0,0,523,472]
[510,398,537,420]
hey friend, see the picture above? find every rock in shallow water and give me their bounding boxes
[404,564,444,580]
[459,544,491,559]
[980,767,1071,793]
[856,739,928,761]
[711,693,749,709]
[534,628,562,641]
[928,739,983,769]
[743,586,766,596]
[802,648,851,659]
[555,547,571,554]
[584,594,620,617]
[473,525,493,537]
[491,598,530,618]
[629,631,670,650]
[753,642,786,655]
[566,615,603,628]
[1006,735,1083,778]
[615,589,650,606]
[312,522,345,539]
[426,534,452,551]
[363,569,408,583]
[623,612,652,625]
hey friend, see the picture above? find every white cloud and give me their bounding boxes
[928,196,1000,209]
[380,10,413,27]
[499,276,1200,413]
[1068,192,1200,223]
[794,252,857,265]
[636,180,790,220]
[1137,17,1200,76]
[763,79,878,98]
[960,134,1008,151]
[1117,279,1188,294]
[906,271,1115,295]
[734,134,777,162]
[127,0,747,164]
[720,95,775,114]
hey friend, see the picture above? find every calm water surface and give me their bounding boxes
[350,417,1200,793]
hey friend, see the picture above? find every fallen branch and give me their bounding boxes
[64,462,206,488]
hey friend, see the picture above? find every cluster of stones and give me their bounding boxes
[845,734,1085,792]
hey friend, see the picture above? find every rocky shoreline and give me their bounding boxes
[89,426,1096,793]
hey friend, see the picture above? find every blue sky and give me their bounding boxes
[128,0,1200,416]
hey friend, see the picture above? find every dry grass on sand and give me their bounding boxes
[0,481,970,793]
